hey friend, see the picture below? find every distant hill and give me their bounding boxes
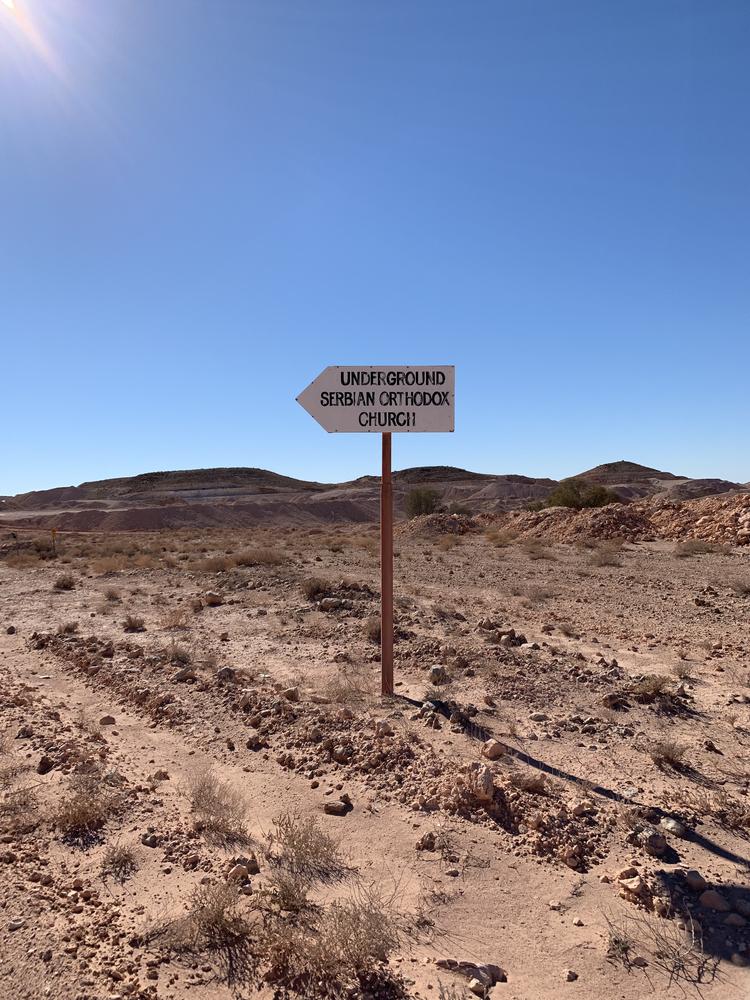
[573,461,681,484]
[0,462,744,532]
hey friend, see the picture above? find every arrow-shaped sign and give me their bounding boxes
[296,365,455,433]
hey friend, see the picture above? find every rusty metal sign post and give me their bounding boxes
[297,366,455,696]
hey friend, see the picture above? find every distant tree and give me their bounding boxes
[532,478,620,511]
[405,487,441,518]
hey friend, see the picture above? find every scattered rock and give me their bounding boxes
[685,870,707,892]
[37,755,54,775]
[564,969,578,982]
[282,686,300,702]
[481,738,505,761]
[99,715,116,726]
[660,817,687,838]
[699,889,730,912]
[216,666,236,683]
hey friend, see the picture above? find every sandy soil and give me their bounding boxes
[0,523,748,1000]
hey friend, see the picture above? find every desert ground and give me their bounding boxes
[1,515,749,1000]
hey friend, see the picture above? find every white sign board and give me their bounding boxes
[297,366,455,433]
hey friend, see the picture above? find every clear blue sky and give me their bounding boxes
[1,0,748,495]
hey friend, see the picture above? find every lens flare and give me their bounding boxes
[1,0,17,11]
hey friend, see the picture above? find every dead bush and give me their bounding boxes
[263,885,400,996]
[123,614,146,633]
[161,607,190,630]
[302,577,332,601]
[485,526,519,548]
[520,538,556,561]
[187,769,249,844]
[671,786,750,831]
[235,547,285,567]
[197,555,236,573]
[101,841,137,883]
[104,586,121,602]
[647,737,686,769]
[56,621,79,635]
[364,616,381,643]
[53,573,76,591]
[674,539,719,558]
[589,541,623,567]
[323,666,374,705]
[631,674,672,703]
[52,773,121,844]
[267,811,352,889]
[725,575,750,597]
[153,882,259,987]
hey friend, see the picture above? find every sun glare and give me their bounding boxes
[1,0,17,12]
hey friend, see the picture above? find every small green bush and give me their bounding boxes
[530,478,620,511]
[405,487,441,518]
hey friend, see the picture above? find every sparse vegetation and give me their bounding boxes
[101,841,138,883]
[123,614,146,632]
[53,572,76,591]
[674,539,720,558]
[187,769,250,844]
[405,487,441,518]
[647,737,687,769]
[52,773,121,844]
[528,478,620,511]
[302,577,331,601]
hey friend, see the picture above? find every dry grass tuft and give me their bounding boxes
[647,737,687,769]
[53,572,76,591]
[123,614,146,633]
[235,547,285,567]
[302,577,332,601]
[187,769,250,844]
[52,773,121,844]
[101,840,138,883]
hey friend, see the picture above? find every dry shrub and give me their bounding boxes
[671,786,750,831]
[236,547,285,567]
[161,607,190,630]
[101,841,137,883]
[52,773,121,844]
[364,616,381,643]
[604,910,715,987]
[123,614,146,633]
[671,661,693,681]
[267,811,352,891]
[485,526,519,548]
[631,674,672,703]
[5,553,41,569]
[92,556,129,575]
[0,784,40,832]
[165,640,191,665]
[197,555,236,573]
[324,665,374,705]
[674,539,719,558]
[725,575,750,597]
[56,621,79,635]
[104,586,121,602]
[518,584,558,604]
[154,882,259,987]
[302,577,331,601]
[520,538,556,561]
[436,535,460,551]
[263,885,400,996]
[647,737,686,769]
[589,541,623,567]
[53,573,76,591]
[187,769,249,844]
